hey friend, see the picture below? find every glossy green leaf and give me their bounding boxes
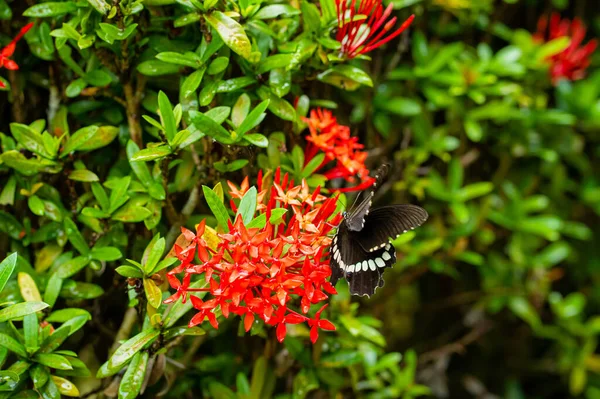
[0,302,49,322]
[68,169,99,182]
[203,185,231,229]
[130,145,172,162]
[23,2,76,17]
[0,333,28,358]
[0,252,17,293]
[118,351,149,399]
[101,329,160,377]
[34,353,72,370]
[204,11,252,60]
[60,126,99,157]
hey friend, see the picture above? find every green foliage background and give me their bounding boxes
[1,0,599,398]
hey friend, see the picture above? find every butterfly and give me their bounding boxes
[329,164,428,297]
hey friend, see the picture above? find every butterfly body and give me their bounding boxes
[329,165,428,297]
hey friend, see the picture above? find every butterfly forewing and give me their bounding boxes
[346,164,390,232]
[355,205,429,252]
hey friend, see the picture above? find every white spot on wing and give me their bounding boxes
[376,258,385,267]
[368,260,376,271]
[382,252,391,261]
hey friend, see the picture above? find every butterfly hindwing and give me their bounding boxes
[345,240,397,297]
[330,221,398,296]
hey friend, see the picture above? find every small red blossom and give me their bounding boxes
[303,108,375,192]
[0,23,34,89]
[534,13,597,84]
[166,169,341,343]
[336,0,414,59]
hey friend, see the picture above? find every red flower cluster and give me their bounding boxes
[0,23,33,89]
[335,0,415,59]
[304,108,375,192]
[166,169,341,343]
[534,13,597,84]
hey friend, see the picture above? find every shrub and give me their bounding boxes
[0,0,598,398]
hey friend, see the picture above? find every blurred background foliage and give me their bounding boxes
[0,0,599,398]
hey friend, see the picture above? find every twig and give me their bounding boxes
[418,321,493,365]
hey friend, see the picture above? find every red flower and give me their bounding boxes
[336,0,414,59]
[308,304,336,343]
[534,13,597,84]
[303,108,375,192]
[0,23,34,89]
[166,169,341,343]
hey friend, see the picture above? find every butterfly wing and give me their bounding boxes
[330,220,397,297]
[346,164,390,232]
[355,205,428,252]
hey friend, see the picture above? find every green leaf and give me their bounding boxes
[0,302,49,322]
[321,350,362,368]
[1,150,61,176]
[254,4,300,19]
[257,86,295,121]
[68,169,99,182]
[0,175,17,205]
[100,329,160,377]
[137,60,181,76]
[43,273,63,308]
[216,77,257,93]
[249,356,267,399]
[28,195,44,216]
[86,0,111,14]
[158,91,177,143]
[204,11,252,61]
[208,56,229,75]
[23,313,39,353]
[108,176,131,214]
[55,256,90,279]
[116,266,144,278]
[377,97,421,116]
[46,308,91,323]
[302,153,325,178]
[0,210,24,239]
[190,112,235,144]
[236,187,257,225]
[0,333,28,358]
[52,376,80,397]
[243,133,268,148]
[91,246,122,261]
[118,351,149,399]
[64,217,89,255]
[111,204,152,223]
[0,252,17,293]
[60,281,104,299]
[181,68,206,98]
[317,65,373,90]
[143,236,165,274]
[34,353,72,370]
[232,94,251,128]
[61,126,99,157]
[155,51,202,68]
[77,125,119,151]
[144,279,162,309]
[202,185,230,229]
[23,2,76,17]
[257,54,294,74]
[238,100,269,135]
[130,145,172,162]
[10,123,50,158]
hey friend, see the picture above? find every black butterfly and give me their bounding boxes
[329,164,428,297]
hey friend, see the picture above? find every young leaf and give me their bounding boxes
[237,100,269,135]
[0,252,17,293]
[236,187,257,225]
[143,235,165,275]
[202,185,231,229]
[34,353,73,370]
[60,126,99,157]
[158,91,177,144]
